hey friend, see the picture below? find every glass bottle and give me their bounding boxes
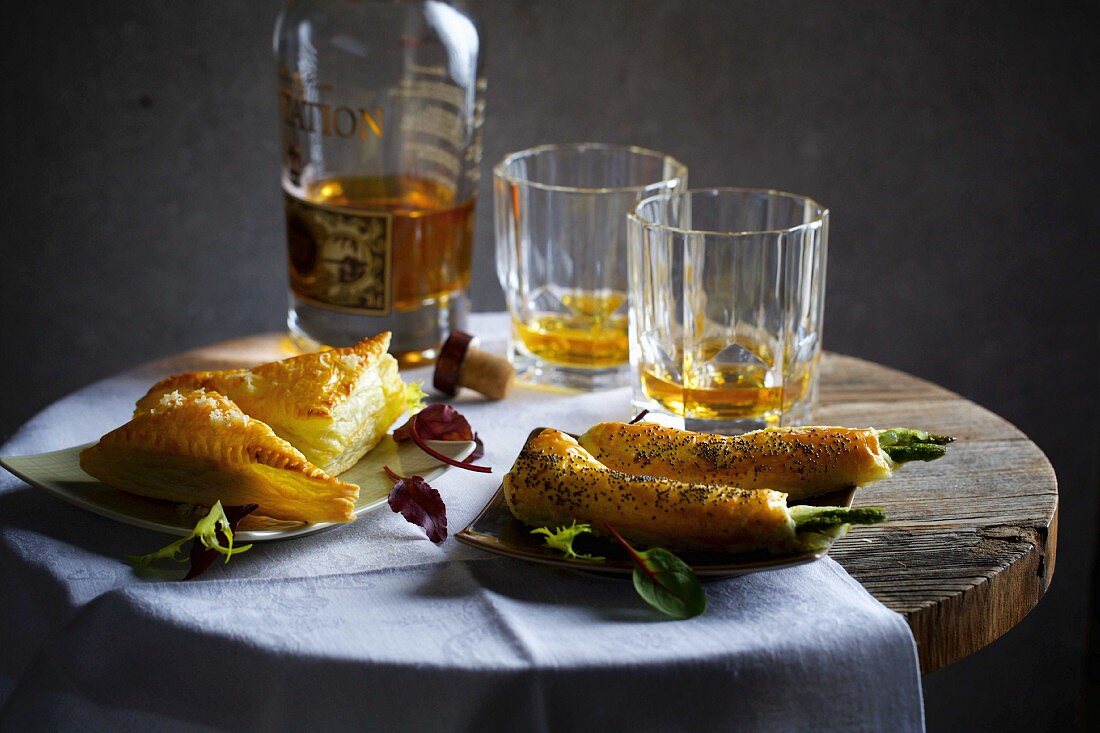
[274,0,485,365]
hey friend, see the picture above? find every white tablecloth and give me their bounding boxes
[0,313,923,732]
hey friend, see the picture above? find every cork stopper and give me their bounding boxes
[433,331,514,400]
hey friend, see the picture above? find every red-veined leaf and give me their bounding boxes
[394,404,474,442]
[388,473,448,543]
[409,416,491,473]
[603,523,706,619]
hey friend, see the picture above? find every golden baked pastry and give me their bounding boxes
[134,332,417,475]
[577,422,949,500]
[81,388,358,523]
[504,429,883,554]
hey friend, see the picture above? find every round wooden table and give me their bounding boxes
[132,333,1061,675]
[814,353,1058,672]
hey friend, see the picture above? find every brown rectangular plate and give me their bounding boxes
[455,428,856,579]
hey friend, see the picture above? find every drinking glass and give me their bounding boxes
[627,188,828,432]
[494,143,687,389]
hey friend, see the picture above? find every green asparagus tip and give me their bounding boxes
[882,443,947,462]
[790,505,887,533]
[877,428,954,463]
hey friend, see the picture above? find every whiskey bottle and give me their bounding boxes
[274,0,484,365]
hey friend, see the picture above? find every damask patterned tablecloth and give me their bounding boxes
[0,314,923,732]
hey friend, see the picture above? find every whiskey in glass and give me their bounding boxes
[627,188,828,432]
[494,144,686,389]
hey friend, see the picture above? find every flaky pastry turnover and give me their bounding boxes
[134,332,418,475]
[80,389,359,523]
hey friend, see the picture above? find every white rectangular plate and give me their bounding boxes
[1,437,476,541]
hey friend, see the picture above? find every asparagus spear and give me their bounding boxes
[876,428,955,463]
[790,505,887,532]
[789,505,887,551]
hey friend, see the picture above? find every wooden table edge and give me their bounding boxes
[819,353,1058,673]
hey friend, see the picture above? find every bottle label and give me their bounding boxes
[284,194,393,315]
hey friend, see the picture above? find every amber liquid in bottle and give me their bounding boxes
[286,175,476,365]
[291,175,475,309]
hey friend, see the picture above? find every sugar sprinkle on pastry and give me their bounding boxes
[81,388,359,524]
[134,332,418,475]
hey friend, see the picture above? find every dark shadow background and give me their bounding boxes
[1,1,1097,729]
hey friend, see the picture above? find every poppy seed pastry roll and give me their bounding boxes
[504,429,884,555]
[134,332,419,475]
[577,422,950,500]
[81,389,359,523]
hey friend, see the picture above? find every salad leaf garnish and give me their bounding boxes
[414,412,490,473]
[603,523,706,620]
[531,521,605,562]
[394,403,473,442]
[385,468,448,543]
[384,405,489,541]
[404,382,428,412]
[393,404,491,473]
[127,501,256,580]
[184,503,260,580]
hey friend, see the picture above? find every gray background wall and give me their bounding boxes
[1,1,1097,729]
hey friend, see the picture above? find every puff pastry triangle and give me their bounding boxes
[81,389,359,523]
[135,332,415,475]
